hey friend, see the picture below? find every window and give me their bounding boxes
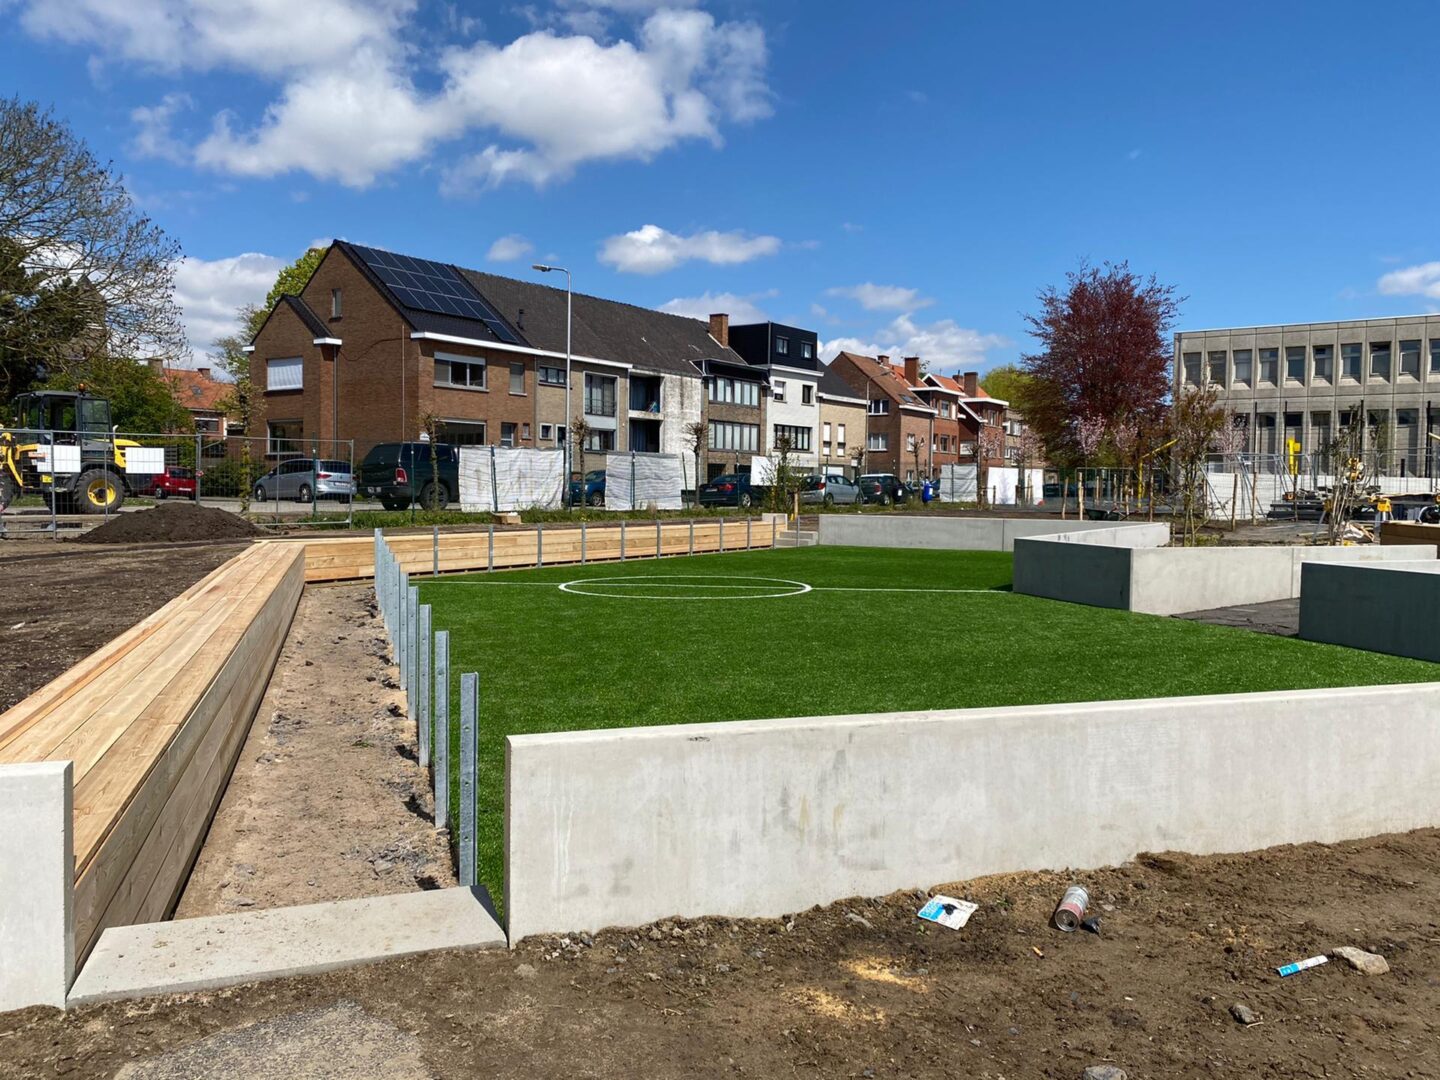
[267,357,303,391]
[1259,348,1278,384]
[774,424,812,451]
[775,336,789,356]
[267,419,301,455]
[1313,345,1333,382]
[801,341,814,360]
[801,384,814,405]
[540,423,554,441]
[435,356,486,389]
[1400,340,1421,378]
[867,399,889,415]
[1431,340,1440,375]
[330,288,342,318]
[708,421,760,452]
[1208,351,1227,385]
[772,379,787,402]
[1286,346,1306,383]
[1342,342,1362,380]
[867,432,888,451]
[584,373,616,416]
[1370,341,1392,380]
[822,422,831,444]
[584,429,615,452]
[836,425,846,455]
[938,401,951,418]
[1182,352,1201,385]
[501,422,517,447]
[707,378,759,406]
[521,423,531,441]
[1233,349,1253,386]
[538,365,565,385]
[438,420,486,446]
[509,361,526,394]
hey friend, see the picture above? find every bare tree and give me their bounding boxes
[570,416,591,506]
[684,419,708,507]
[1073,415,1105,518]
[1170,385,1226,544]
[0,97,184,396]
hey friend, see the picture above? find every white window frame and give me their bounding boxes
[867,433,888,451]
[266,357,303,392]
[509,361,526,395]
[772,379,787,403]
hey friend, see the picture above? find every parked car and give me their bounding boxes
[698,473,759,508]
[570,469,606,507]
[800,473,860,507]
[359,442,460,510]
[857,473,912,505]
[252,458,357,503]
[139,465,199,500]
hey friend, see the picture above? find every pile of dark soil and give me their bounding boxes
[76,502,261,544]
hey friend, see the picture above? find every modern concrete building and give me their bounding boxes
[1175,315,1440,474]
[728,320,822,473]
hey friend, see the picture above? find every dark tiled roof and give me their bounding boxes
[280,294,330,339]
[461,269,740,377]
[818,363,863,399]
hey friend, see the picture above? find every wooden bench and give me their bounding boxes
[0,543,305,960]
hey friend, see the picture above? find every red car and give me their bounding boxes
[141,466,200,500]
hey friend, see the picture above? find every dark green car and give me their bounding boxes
[359,442,460,510]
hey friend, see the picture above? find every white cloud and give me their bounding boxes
[826,283,933,312]
[26,2,773,191]
[172,251,286,364]
[820,313,1008,371]
[1378,262,1440,300]
[486,234,535,262]
[598,224,781,274]
[659,290,773,325]
[130,92,192,163]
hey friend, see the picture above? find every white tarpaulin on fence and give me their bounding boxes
[458,447,565,512]
[938,463,977,502]
[124,446,166,475]
[985,466,1046,506]
[605,452,683,511]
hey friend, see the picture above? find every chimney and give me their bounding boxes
[146,358,163,373]
[196,367,211,379]
[709,313,729,347]
[516,307,525,331]
[903,356,920,385]
[877,354,890,367]
[962,371,979,396]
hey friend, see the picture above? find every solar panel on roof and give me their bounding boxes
[349,243,521,344]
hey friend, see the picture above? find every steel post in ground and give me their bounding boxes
[581,520,587,564]
[655,520,661,559]
[406,586,418,721]
[747,516,752,550]
[434,630,450,831]
[537,523,543,567]
[487,523,494,573]
[689,519,694,555]
[621,520,626,560]
[417,604,432,768]
[719,517,724,551]
[458,672,479,888]
[433,525,439,577]
[772,518,777,548]
[398,573,410,691]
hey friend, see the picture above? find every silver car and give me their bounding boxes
[253,458,357,502]
[800,473,861,506]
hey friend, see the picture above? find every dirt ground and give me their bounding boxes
[4,828,1437,1078]
[175,583,455,916]
[0,540,249,711]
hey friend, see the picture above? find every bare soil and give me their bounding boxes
[175,584,455,916]
[77,503,260,545]
[0,540,249,711]
[4,828,1438,1079]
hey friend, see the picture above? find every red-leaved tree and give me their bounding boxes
[1021,261,1181,466]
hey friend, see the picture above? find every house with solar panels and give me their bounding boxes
[245,240,732,470]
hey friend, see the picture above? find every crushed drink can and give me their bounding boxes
[1053,885,1089,932]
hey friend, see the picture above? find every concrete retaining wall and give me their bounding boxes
[815,515,1159,552]
[1300,560,1440,662]
[505,682,1440,942]
[0,762,73,1011]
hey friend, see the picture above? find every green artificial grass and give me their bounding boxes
[418,545,1440,908]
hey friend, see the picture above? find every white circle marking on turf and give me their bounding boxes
[558,574,812,600]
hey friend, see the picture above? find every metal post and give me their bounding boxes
[459,672,479,888]
[418,604,432,768]
[406,586,418,720]
[487,523,494,573]
[688,519,694,555]
[433,525,439,577]
[194,433,203,505]
[581,520,587,564]
[719,516,724,551]
[398,573,410,690]
[772,517,777,548]
[434,631,450,831]
[655,519,661,559]
[620,519,626,560]
[746,516,752,550]
[537,523,543,568]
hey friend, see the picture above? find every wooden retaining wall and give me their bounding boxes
[0,543,305,960]
[266,518,781,584]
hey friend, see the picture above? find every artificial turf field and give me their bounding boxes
[419,544,1440,905]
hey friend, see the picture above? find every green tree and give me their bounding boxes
[0,236,95,405]
[264,247,326,312]
[210,302,262,432]
[978,363,1035,412]
[41,357,191,433]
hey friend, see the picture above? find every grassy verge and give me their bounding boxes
[418,545,1440,910]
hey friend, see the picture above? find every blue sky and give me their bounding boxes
[4,0,1439,373]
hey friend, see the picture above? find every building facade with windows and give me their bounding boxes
[695,356,766,479]
[817,365,864,474]
[827,351,938,480]
[728,320,822,471]
[1175,315,1440,473]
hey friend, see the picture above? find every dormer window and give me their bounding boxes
[775,336,789,356]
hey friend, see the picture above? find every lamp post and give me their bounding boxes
[533,263,572,507]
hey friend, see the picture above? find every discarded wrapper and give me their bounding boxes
[1276,955,1328,978]
[1053,885,1089,932]
[917,894,979,930]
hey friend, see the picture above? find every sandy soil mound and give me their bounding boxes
[76,501,261,544]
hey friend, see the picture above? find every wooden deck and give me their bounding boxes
[263,519,780,583]
[0,543,305,959]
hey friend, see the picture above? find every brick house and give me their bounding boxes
[922,371,1008,467]
[151,362,235,436]
[695,329,767,481]
[828,351,938,481]
[817,365,864,475]
[245,241,729,469]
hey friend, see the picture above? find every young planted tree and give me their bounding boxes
[1073,415,1106,518]
[766,432,799,515]
[1170,385,1226,544]
[570,415,591,507]
[684,419,708,507]
[1211,416,1248,529]
[1021,261,1181,469]
[977,423,1006,507]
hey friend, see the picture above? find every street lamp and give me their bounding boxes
[533,263,572,507]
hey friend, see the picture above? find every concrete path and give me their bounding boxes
[69,886,504,1006]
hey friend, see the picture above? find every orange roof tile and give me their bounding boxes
[163,368,230,414]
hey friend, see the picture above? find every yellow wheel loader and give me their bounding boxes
[2,391,143,514]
